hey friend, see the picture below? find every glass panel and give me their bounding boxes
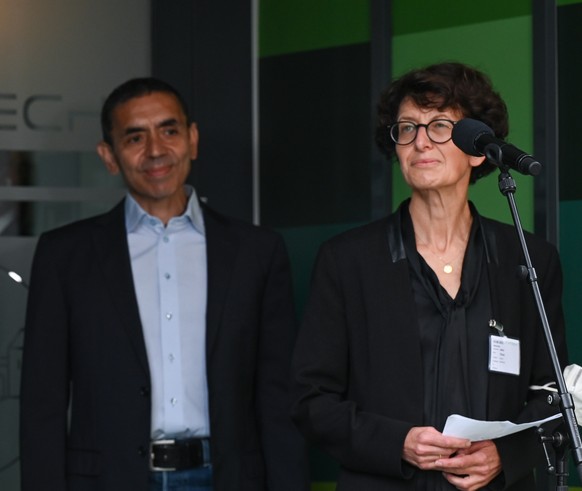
[0,238,36,491]
[0,150,122,187]
[0,150,125,236]
[0,0,151,487]
[0,153,124,487]
[0,150,123,188]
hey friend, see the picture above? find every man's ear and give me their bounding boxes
[188,123,199,160]
[97,141,120,175]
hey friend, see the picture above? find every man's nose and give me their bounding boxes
[146,133,165,157]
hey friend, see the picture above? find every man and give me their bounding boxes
[20,77,309,491]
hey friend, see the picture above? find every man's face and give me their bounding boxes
[97,91,198,215]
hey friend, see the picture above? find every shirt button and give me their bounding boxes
[171,397,178,406]
[166,312,173,320]
[169,354,175,362]
[163,236,169,243]
[164,272,171,280]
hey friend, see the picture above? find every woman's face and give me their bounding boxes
[394,98,485,194]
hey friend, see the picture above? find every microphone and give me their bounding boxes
[452,118,542,176]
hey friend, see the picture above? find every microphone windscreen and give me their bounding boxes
[452,118,494,157]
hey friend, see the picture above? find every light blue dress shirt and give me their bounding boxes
[125,185,209,439]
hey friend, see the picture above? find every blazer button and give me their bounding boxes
[140,386,150,397]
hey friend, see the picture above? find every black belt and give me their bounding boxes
[150,438,210,471]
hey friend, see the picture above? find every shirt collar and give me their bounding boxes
[124,185,205,235]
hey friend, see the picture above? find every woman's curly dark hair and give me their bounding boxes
[375,62,509,183]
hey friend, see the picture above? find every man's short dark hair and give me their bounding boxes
[101,77,190,146]
[375,62,509,183]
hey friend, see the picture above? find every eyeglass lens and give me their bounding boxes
[390,120,455,145]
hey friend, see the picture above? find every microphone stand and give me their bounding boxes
[485,143,582,489]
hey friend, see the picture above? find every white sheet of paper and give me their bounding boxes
[442,413,561,441]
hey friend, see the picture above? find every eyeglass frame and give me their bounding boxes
[387,119,459,145]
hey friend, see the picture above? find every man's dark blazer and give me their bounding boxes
[291,203,568,490]
[20,199,309,491]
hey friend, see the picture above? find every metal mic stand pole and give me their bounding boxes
[486,143,582,489]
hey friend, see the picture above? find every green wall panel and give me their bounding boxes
[311,483,336,491]
[260,43,371,228]
[259,1,578,488]
[259,1,373,484]
[259,0,369,57]
[558,2,582,201]
[559,11,582,488]
[560,201,582,358]
[560,201,582,488]
[391,14,535,231]
[393,0,530,35]
[278,222,364,315]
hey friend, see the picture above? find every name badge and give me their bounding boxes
[489,335,520,376]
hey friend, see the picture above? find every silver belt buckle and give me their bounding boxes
[150,439,176,471]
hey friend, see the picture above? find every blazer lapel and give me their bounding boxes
[203,207,238,358]
[91,201,150,375]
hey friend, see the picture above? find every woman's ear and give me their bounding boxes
[469,154,486,168]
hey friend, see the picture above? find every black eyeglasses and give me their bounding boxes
[388,119,458,145]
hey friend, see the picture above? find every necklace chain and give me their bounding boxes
[417,243,465,274]
[413,217,471,275]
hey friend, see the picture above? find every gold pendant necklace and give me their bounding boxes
[415,225,471,275]
[433,252,456,274]
[418,244,462,274]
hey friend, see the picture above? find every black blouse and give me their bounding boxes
[401,203,494,490]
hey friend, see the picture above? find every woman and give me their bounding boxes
[291,62,567,490]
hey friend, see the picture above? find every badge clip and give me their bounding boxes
[489,319,506,337]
